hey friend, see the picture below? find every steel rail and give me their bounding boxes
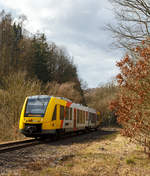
[0,139,41,153]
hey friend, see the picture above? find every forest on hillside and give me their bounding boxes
[0,10,84,100]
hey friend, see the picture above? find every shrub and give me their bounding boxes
[110,41,150,157]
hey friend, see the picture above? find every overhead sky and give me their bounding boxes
[0,0,122,88]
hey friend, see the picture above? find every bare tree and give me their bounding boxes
[108,0,150,51]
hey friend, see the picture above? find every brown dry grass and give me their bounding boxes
[6,129,150,176]
[0,72,42,141]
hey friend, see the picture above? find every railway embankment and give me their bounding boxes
[1,128,150,176]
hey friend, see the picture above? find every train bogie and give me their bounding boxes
[19,95,101,138]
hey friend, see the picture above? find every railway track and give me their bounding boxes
[0,139,41,153]
[0,129,99,154]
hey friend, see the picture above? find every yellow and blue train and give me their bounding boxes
[19,95,101,138]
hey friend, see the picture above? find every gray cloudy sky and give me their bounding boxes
[0,0,121,88]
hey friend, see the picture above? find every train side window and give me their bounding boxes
[83,111,85,123]
[66,107,69,120]
[86,111,88,121]
[77,110,80,123]
[91,113,96,123]
[81,111,83,123]
[81,110,83,124]
[70,108,72,120]
[80,110,82,124]
[52,106,56,121]
[78,110,80,124]
[60,106,64,120]
[78,110,80,123]
[79,110,82,124]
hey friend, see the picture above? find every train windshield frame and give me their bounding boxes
[24,95,51,117]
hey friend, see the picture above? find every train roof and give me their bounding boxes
[28,95,51,99]
[55,96,72,102]
[53,96,96,112]
[27,95,97,113]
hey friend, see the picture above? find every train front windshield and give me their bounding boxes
[25,95,51,117]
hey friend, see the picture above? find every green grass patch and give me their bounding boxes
[126,158,136,165]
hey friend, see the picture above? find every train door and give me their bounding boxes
[56,105,60,128]
[51,105,57,129]
[73,109,76,130]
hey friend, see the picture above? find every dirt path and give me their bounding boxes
[1,128,150,176]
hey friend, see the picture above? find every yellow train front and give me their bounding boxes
[19,95,101,138]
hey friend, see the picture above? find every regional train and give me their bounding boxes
[19,95,101,138]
